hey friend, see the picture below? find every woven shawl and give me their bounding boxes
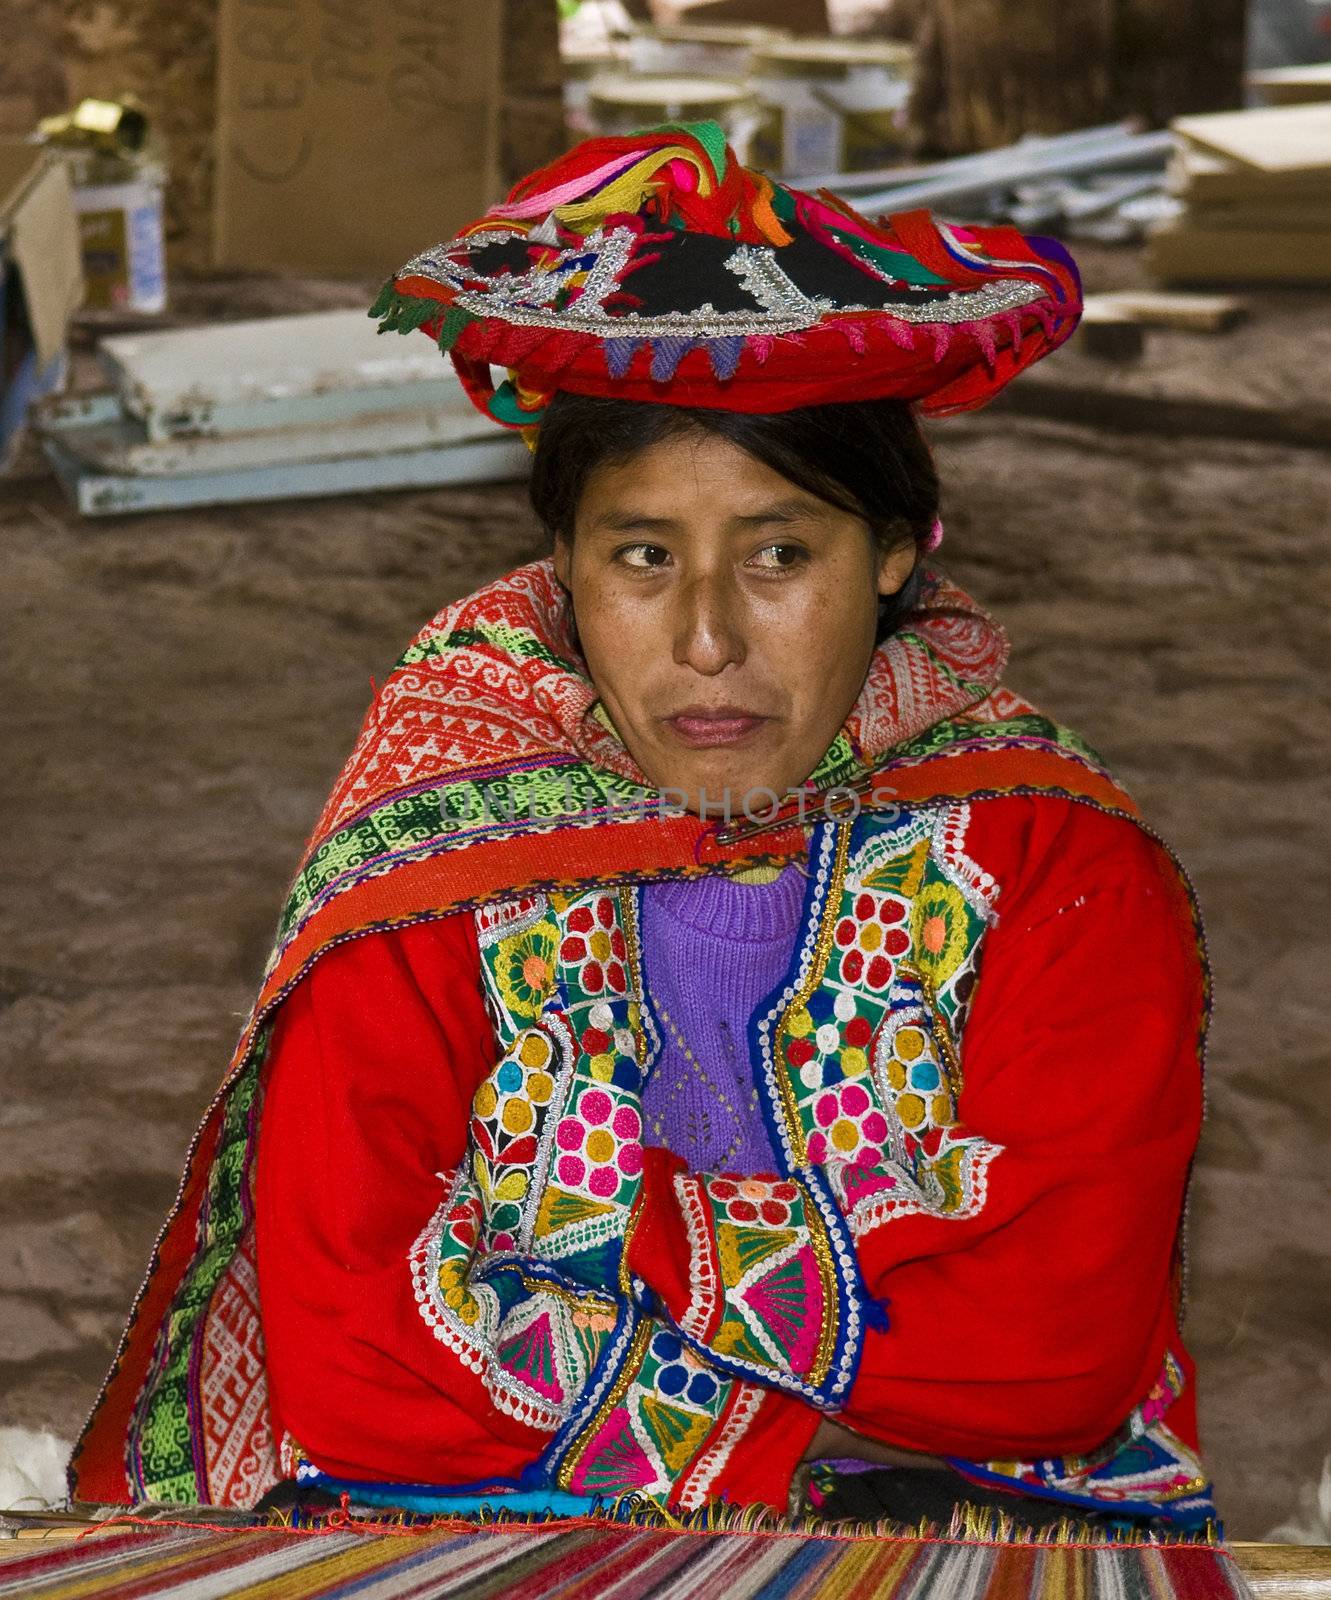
[69,559,1205,1508]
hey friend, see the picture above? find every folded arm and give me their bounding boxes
[254,914,818,1502]
[254,916,552,1487]
[626,812,1205,1463]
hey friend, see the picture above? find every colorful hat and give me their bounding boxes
[372,122,1081,435]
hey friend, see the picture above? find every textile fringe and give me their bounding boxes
[370,286,443,337]
[92,1495,1224,1550]
[435,305,475,353]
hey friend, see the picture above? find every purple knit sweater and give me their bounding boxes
[639,867,805,1174]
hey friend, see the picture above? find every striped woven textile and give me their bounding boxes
[0,1516,1255,1599]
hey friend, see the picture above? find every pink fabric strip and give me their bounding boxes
[488,152,654,221]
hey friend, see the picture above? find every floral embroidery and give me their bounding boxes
[912,879,972,988]
[669,1171,862,1406]
[493,919,559,1020]
[559,1324,744,1502]
[469,1023,570,1252]
[413,883,767,1496]
[557,899,630,998]
[476,893,557,1049]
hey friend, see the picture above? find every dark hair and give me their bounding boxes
[529,392,938,641]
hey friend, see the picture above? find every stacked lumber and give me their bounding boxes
[1149,103,1331,285]
[33,310,529,517]
[1247,63,1331,107]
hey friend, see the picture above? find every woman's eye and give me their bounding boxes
[749,543,807,570]
[616,543,671,569]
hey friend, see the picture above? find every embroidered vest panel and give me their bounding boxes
[411,801,1004,1502]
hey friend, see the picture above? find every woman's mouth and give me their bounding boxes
[664,707,771,748]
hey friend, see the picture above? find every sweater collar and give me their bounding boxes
[645,862,807,944]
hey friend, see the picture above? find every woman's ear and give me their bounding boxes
[876,540,917,599]
[552,534,573,591]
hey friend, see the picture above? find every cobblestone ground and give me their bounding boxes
[1,339,1327,1538]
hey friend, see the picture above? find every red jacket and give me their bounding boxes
[255,794,1204,1508]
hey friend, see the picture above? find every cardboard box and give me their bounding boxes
[0,141,84,464]
[214,0,505,279]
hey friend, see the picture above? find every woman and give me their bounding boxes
[71,125,1213,1530]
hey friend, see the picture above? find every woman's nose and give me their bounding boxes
[672,570,747,676]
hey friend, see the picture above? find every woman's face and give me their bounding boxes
[554,428,916,817]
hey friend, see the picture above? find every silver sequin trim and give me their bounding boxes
[398,227,1049,337]
[722,243,841,330]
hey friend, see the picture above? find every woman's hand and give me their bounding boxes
[802,1417,944,1468]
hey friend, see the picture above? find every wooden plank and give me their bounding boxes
[40,399,497,476]
[0,1527,96,1555]
[1148,222,1331,285]
[1081,289,1247,331]
[1184,201,1331,231]
[42,433,530,516]
[1168,143,1331,200]
[32,390,124,432]
[1247,64,1331,107]
[1231,1542,1331,1599]
[1171,103,1331,174]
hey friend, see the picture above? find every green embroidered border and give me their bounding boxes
[890,712,1108,769]
[278,764,654,945]
[131,1035,268,1502]
[402,625,580,674]
[276,715,1105,954]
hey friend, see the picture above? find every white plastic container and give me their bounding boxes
[751,38,914,179]
[587,75,761,162]
[72,173,166,314]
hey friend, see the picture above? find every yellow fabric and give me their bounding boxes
[554,146,711,236]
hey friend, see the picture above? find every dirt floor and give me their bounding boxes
[0,254,1328,1539]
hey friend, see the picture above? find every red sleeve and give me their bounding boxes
[704,1389,822,1508]
[839,801,1204,1460]
[254,914,551,1485]
[628,799,1204,1464]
